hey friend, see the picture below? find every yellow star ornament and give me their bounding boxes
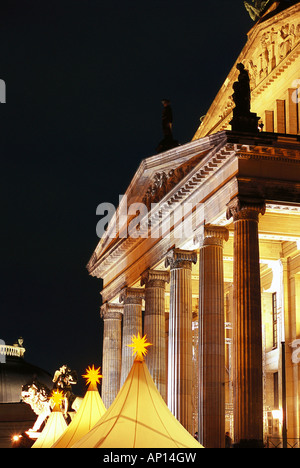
[50,390,65,411]
[82,365,103,390]
[127,333,152,361]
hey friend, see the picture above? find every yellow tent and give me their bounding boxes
[73,334,203,448]
[52,366,106,448]
[31,390,68,448]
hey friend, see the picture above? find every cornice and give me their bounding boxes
[235,134,300,163]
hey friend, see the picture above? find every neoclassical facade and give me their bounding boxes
[88,2,300,448]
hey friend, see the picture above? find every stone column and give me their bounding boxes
[226,197,265,447]
[100,303,123,408]
[197,225,229,448]
[165,248,197,433]
[119,287,144,386]
[141,269,170,402]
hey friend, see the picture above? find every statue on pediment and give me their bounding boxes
[230,63,261,132]
[156,99,180,153]
[232,63,251,115]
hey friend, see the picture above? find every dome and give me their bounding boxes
[0,338,52,403]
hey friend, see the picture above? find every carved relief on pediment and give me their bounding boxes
[218,18,300,124]
[142,153,204,209]
[247,19,300,88]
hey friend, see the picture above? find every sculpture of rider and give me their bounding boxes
[52,364,78,415]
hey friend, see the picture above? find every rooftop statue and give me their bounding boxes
[244,0,272,20]
[232,63,251,115]
[156,99,180,153]
[230,63,261,132]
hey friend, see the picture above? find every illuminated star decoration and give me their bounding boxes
[82,365,103,388]
[50,390,65,410]
[127,333,152,361]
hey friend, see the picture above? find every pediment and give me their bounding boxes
[122,143,211,209]
[88,140,215,268]
[86,132,234,274]
[194,1,300,139]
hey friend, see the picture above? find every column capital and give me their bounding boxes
[140,269,170,288]
[100,303,123,320]
[226,196,266,222]
[165,248,197,271]
[119,287,144,305]
[194,224,229,247]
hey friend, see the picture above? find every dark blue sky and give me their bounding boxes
[0,0,253,394]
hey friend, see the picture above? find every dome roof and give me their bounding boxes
[0,339,52,403]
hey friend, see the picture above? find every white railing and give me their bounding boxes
[0,342,25,361]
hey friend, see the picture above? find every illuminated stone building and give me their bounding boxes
[87,1,300,448]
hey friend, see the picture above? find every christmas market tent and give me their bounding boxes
[73,335,203,448]
[31,391,67,448]
[52,366,106,448]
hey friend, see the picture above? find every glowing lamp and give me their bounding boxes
[272,409,282,422]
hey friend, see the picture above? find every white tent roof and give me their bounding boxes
[73,356,203,448]
[52,383,106,448]
[31,409,67,448]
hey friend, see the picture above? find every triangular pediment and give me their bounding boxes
[193,1,300,140]
[87,138,217,269]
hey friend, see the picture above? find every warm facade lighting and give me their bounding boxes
[272,409,282,423]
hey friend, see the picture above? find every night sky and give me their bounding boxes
[0,1,253,395]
